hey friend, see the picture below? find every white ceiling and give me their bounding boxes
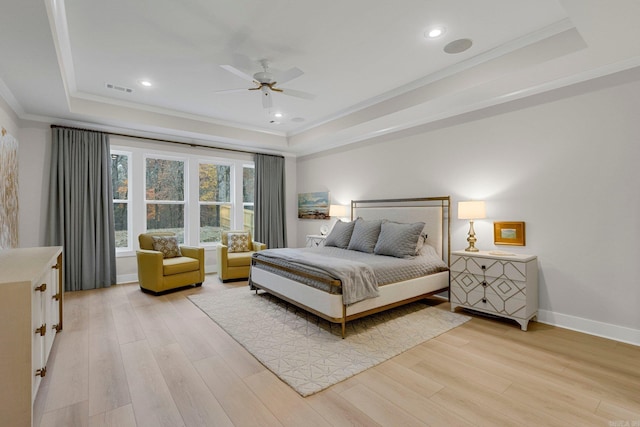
[1,0,640,155]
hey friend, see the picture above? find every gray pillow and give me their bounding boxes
[374,221,425,258]
[324,220,355,249]
[347,218,383,253]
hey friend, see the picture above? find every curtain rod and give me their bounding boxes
[50,124,284,158]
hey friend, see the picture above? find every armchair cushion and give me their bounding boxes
[151,235,182,258]
[162,256,200,275]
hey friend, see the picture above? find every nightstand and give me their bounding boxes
[306,234,326,247]
[450,250,538,331]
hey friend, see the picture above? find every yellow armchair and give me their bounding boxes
[217,230,266,282]
[137,232,205,294]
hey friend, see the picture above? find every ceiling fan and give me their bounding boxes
[216,59,315,109]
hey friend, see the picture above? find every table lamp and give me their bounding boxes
[458,201,486,252]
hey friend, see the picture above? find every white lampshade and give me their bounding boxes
[458,201,486,220]
[329,204,348,218]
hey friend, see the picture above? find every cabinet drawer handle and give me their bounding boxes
[35,324,46,336]
[482,281,487,287]
[35,283,47,292]
[52,293,61,301]
[52,264,59,269]
[52,324,61,333]
[35,367,47,377]
[481,265,486,270]
[482,298,487,303]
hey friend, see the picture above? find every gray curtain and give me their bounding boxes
[46,127,116,291]
[254,153,287,248]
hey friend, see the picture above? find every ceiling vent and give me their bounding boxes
[105,83,134,93]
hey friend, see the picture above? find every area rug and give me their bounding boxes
[189,288,470,396]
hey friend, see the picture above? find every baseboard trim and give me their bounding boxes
[116,273,138,284]
[537,309,640,346]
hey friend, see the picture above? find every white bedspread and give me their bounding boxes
[255,248,379,305]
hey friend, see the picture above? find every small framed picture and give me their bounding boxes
[494,221,525,246]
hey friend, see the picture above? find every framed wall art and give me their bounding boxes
[494,221,525,246]
[0,127,19,249]
[297,191,330,219]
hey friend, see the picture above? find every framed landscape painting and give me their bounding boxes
[494,221,525,246]
[298,191,330,219]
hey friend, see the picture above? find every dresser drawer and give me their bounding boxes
[451,254,529,281]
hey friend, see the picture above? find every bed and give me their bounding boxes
[249,196,451,337]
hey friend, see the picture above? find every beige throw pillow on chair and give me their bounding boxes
[227,232,250,253]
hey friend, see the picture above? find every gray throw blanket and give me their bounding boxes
[255,248,379,305]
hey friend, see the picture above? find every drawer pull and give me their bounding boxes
[35,283,47,292]
[481,265,486,270]
[52,264,59,269]
[482,281,487,287]
[35,367,47,377]
[52,324,61,333]
[52,293,61,301]
[482,298,487,303]
[35,324,46,336]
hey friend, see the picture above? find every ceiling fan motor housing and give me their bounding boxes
[253,71,273,84]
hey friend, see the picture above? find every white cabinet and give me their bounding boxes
[450,250,538,331]
[0,247,63,427]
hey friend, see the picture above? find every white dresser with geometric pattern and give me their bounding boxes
[450,250,538,331]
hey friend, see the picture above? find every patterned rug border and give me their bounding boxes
[189,287,470,396]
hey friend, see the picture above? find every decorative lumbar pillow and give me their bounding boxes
[347,218,383,253]
[324,220,356,249]
[374,221,425,258]
[227,232,250,253]
[151,235,182,259]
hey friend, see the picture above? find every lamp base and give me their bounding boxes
[465,220,479,252]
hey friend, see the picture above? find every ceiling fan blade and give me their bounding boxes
[261,90,273,109]
[213,88,250,94]
[274,67,304,85]
[220,65,255,83]
[281,88,316,100]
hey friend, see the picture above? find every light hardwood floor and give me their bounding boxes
[34,275,640,426]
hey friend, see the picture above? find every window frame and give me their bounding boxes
[110,142,253,257]
[143,154,188,242]
[111,149,132,253]
[198,159,234,246]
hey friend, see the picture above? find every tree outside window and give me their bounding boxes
[145,157,185,243]
[199,163,231,243]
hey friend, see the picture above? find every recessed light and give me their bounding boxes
[425,26,446,39]
[138,80,153,87]
[274,112,283,118]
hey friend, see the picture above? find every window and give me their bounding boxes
[110,141,254,255]
[243,165,255,235]
[145,157,185,243]
[199,162,231,243]
[111,151,130,250]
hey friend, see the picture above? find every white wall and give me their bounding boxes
[296,76,640,344]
